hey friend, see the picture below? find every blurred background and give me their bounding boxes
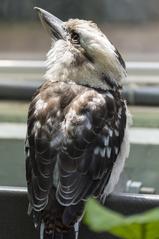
[0,0,159,195]
[1,0,159,60]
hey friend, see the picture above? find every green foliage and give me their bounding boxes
[84,198,159,239]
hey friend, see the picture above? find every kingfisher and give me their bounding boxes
[25,7,131,239]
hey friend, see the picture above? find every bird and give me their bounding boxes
[25,7,131,239]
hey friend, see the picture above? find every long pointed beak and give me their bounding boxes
[34,7,67,40]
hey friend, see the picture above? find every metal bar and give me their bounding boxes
[0,60,159,105]
[1,123,159,145]
[0,79,159,105]
[0,81,37,100]
[0,60,44,74]
[0,60,159,76]
[126,62,159,75]
[0,186,159,239]
[123,87,159,105]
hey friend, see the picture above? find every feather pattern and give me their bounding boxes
[25,81,128,239]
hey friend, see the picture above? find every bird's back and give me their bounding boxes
[25,80,128,238]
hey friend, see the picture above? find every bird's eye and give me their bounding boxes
[71,32,80,44]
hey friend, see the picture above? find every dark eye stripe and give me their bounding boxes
[83,52,94,63]
[101,73,121,89]
[115,48,126,70]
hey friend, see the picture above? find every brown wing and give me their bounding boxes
[25,81,126,212]
[56,90,127,205]
[25,81,80,211]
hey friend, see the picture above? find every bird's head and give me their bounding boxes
[35,7,126,90]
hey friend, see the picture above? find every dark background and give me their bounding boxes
[0,0,159,61]
[0,0,159,23]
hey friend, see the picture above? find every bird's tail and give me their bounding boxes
[40,221,79,239]
[38,186,82,239]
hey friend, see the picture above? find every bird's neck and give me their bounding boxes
[45,42,122,91]
[45,63,121,92]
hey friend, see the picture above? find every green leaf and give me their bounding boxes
[109,224,140,239]
[127,208,159,224]
[84,198,159,239]
[84,198,125,232]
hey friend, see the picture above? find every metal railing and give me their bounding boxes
[0,60,159,77]
[0,186,159,239]
[0,60,44,74]
[0,60,159,105]
[126,62,159,76]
